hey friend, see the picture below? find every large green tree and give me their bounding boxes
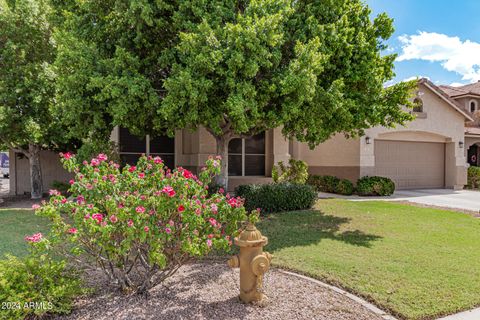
[53,0,415,189]
[0,0,68,198]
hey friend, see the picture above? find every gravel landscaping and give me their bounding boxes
[57,261,383,320]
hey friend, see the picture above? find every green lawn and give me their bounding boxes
[258,199,480,320]
[0,209,50,257]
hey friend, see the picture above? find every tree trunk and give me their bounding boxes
[28,144,43,199]
[215,135,230,191]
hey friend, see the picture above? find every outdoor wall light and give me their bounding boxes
[365,136,371,144]
[459,141,464,149]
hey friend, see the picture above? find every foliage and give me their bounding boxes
[272,159,309,184]
[52,0,416,188]
[356,176,395,196]
[235,183,316,213]
[467,166,480,189]
[75,139,120,165]
[0,0,73,198]
[258,199,480,319]
[307,175,340,193]
[335,179,354,196]
[51,180,71,196]
[35,153,247,293]
[0,252,84,320]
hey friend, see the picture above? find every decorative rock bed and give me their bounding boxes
[57,262,384,320]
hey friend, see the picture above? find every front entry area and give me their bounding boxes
[374,140,445,189]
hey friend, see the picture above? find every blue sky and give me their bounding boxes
[366,0,480,86]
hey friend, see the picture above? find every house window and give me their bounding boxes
[413,97,423,113]
[119,127,175,168]
[228,132,265,176]
[470,100,477,113]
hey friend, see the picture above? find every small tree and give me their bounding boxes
[0,0,65,198]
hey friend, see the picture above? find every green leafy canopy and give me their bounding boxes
[53,0,415,147]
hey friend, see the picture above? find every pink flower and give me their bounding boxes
[162,186,176,197]
[149,209,156,215]
[207,234,214,239]
[61,152,73,159]
[24,233,42,243]
[61,198,67,204]
[69,179,75,185]
[97,153,108,161]
[31,204,40,210]
[169,220,175,227]
[153,156,163,164]
[140,195,146,200]
[77,195,85,204]
[144,226,149,233]
[135,206,146,213]
[210,203,218,213]
[67,228,77,234]
[209,218,217,227]
[92,213,103,223]
[195,208,202,216]
[165,227,172,234]
[128,166,136,173]
[228,198,237,208]
[118,203,124,209]
[215,155,222,160]
[178,205,185,212]
[127,219,134,227]
[49,189,60,196]
[109,215,118,223]
[212,160,219,167]
[206,239,212,247]
[182,169,193,179]
[90,158,100,166]
[218,188,225,194]
[138,172,145,179]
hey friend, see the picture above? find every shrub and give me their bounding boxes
[35,153,248,293]
[51,180,71,196]
[467,166,480,189]
[0,253,84,319]
[307,175,340,193]
[235,183,317,214]
[272,159,309,184]
[335,179,354,195]
[356,176,395,196]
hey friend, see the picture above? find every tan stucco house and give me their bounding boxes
[9,78,480,195]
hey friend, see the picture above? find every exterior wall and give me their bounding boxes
[291,134,361,182]
[9,150,73,196]
[456,96,479,114]
[362,83,467,189]
[176,127,279,190]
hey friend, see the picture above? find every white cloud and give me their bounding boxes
[397,32,480,82]
[449,82,467,87]
[402,75,429,82]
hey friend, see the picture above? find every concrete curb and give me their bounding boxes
[278,269,397,320]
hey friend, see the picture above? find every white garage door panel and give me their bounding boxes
[374,140,445,189]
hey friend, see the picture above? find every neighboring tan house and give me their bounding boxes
[8,78,480,195]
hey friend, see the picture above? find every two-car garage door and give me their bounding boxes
[374,140,445,189]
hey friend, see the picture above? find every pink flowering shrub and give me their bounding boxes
[35,154,247,293]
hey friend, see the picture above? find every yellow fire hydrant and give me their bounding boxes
[228,222,273,304]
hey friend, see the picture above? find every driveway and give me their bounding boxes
[318,189,480,213]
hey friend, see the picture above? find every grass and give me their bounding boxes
[0,209,50,257]
[258,199,480,320]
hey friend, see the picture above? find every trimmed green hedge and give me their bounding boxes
[235,183,317,213]
[336,179,354,195]
[356,176,395,196]
[467,166,480,189]
[307,175,339,193]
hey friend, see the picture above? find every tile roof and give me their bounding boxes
[438,81,480,97]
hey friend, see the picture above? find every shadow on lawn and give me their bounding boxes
[257,209,382,251]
